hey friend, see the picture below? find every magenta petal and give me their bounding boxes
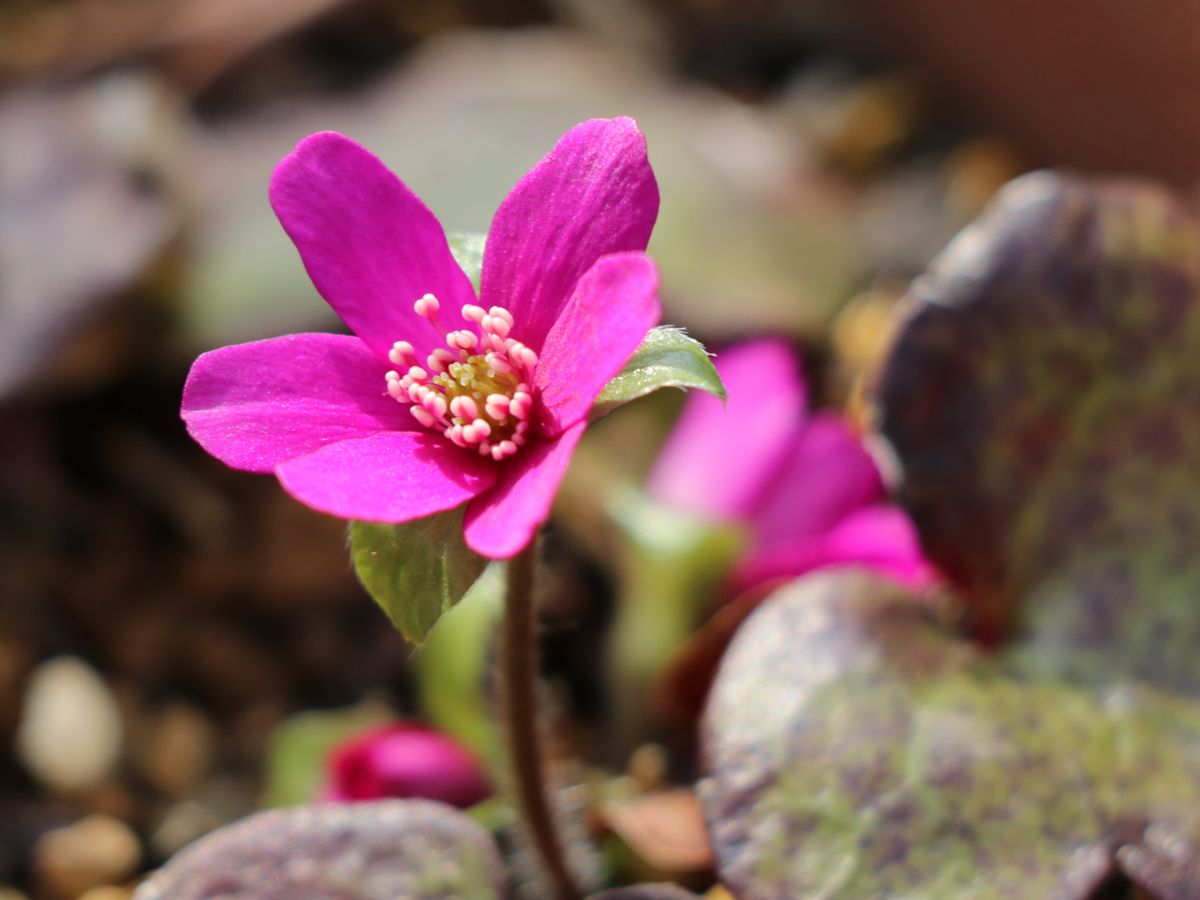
[481,118,659,352]
[270,132,477,362]
[535,252,661,435]
[276,431,496,522]
[749,412,885,544]
[730,505,937,594]
[181,333,413,474]
[463,421,587,559]
[645,338,806,521]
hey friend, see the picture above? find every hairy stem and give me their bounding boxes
[500,541,578,900]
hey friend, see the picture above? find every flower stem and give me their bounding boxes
[500,541,579,900]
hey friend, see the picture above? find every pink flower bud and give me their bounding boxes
[321,723,491,809]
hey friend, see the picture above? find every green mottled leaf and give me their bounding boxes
[134,800,505,899]
[350,508,487,644]
[704,175,1200,899]
[702,572,1200,899]
[447,231,486,290]
[261,702,392,807]
[879,172,1200,691]
[592,327,725,420]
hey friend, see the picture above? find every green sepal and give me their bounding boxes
[592,326,725,420]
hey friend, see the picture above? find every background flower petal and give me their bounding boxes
[276,432,496,523]
[534,252,661,436]
[270,132,478,362]
[749,412,884,544]
[645,338,805,521]
[181,333,413,473]
[480,118,659,352]
[463,421,587,559]
[730,504,937,594]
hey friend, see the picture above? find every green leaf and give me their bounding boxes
[606,485,745,746]
[447,231,486,290]
[261,702,393,808]
[135,800,505,899]
[350,508,487,644]
[592,326,725,420]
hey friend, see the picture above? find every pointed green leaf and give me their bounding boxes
[350,508,487,644]
[592,326,725,420]
[447,231,486,291]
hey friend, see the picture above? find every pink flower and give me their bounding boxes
[647,338,935,594]
[181,119,661,559]
[322,723,491,808]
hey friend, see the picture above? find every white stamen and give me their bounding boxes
[414,293,440,319]
[462,304,486,323]
[449,396,478,421]
[389,341,415,367]
[410,406,436,428]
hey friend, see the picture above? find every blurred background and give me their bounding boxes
[2,1,1198,896]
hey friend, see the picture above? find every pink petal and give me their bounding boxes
[276,431,496,522]
[481,118,659,353]
[270,132,478,363]
[534,252,661,436]
[463,421,587,559]
[731,504,938,594]
[645,338,806,521]
[749,412,884,543]
[181,333,413,473]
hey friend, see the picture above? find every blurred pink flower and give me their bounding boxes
[647,338,935,594]
[182,119,661,559]
[322,723,491,809]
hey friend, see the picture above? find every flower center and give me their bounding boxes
[385,294,537,461]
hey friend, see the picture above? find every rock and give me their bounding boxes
[16,657,122,792]
[33,814,140,900]
[135,703,215,797]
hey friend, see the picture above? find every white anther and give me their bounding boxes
[512,433,526,446]
[389,340,415,366]
[427,349,456,373]
[470,418,491,439]
[406,366,428,383]
[447,330,478,352]
[488,306,514,328]
[462,304,486,323]
[509,391,532,420]
[422,394,448,421]
[482,314,511,339]
[516,346,538,371]
[515,421,530,434]
[387,380,407,401]
[485,352,514,374]
[447,424,468,448]
[484,394,510,420]
[494,440,518,460]
[407,383,427,404]
[414,293,440,318]
[410,405,436,428]
[478,441,492,456]
[449,396,478,421]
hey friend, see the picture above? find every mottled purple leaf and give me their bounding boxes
[879,172,1200,692]
[702,571,1200,899]
[134,800,504,899]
